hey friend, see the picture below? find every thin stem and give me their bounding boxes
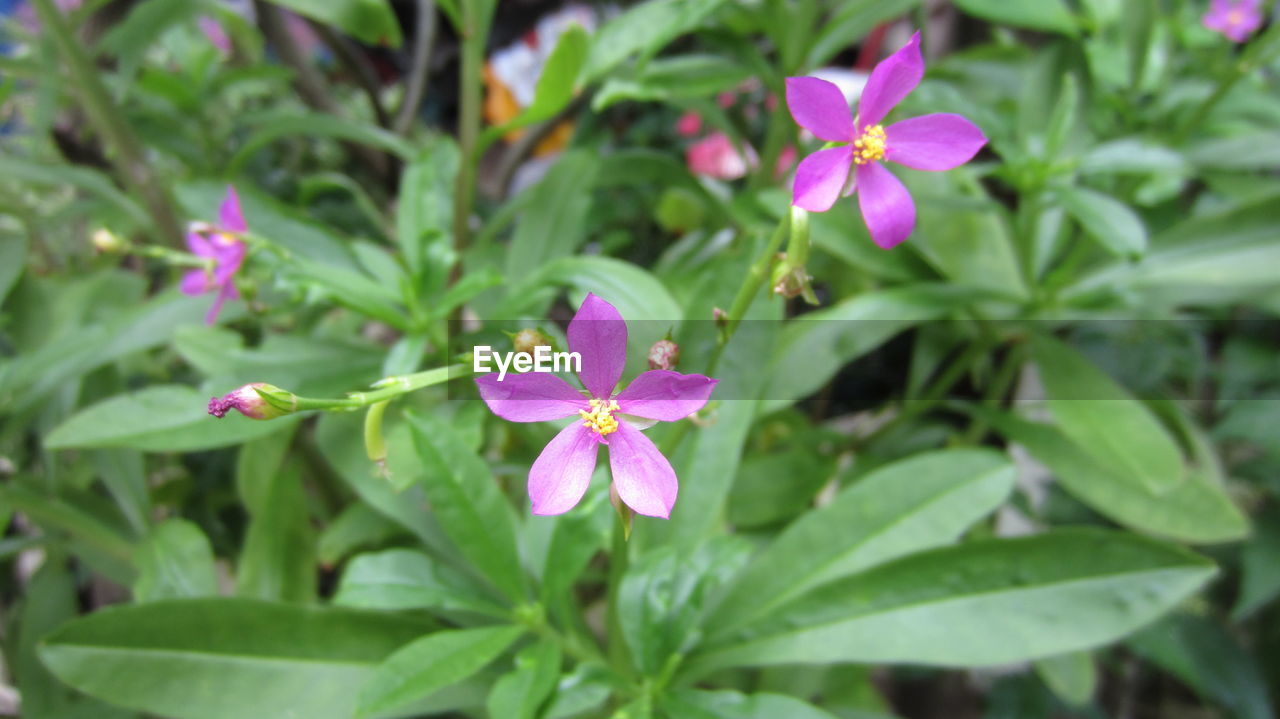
[280,364,468,412]
[450,1,490,275]
[394,0,439,136]
[961,340,1026,444]
[604,516,634,678]
[856,338,991,449]
[31,0,183,244]
[706,214,789,375]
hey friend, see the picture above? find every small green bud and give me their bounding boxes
[511,328,554,356]
[92,229,127,253]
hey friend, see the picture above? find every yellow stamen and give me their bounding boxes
[852,124,887,165]
[579,398,621,437]
[214,232,239,246]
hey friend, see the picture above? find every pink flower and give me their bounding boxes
[786,32,987,249]
[476,294,717,518]
[199,16,231,55]
[1202,0,1263,42]
[181,186,247,325]
[675,111,703,137]
[686,132,758,180]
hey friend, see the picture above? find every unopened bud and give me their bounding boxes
[511,328,553,356]
[648,338,680,370]
[92,229,126,253]
[712,307,727,328]
[771,259,818,305]
[208,383,295,420]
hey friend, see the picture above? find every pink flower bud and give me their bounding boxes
[208,383,294,420]
[647,339,680,371]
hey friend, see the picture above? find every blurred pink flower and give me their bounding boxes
[198,16,231,55]
[776,145,798,178]
[675,111,703,137]
[786,32,987,248]
[1202,0,1263,41]
[476,294,717,518]
[686,132,758,180]
[181,186,247,325]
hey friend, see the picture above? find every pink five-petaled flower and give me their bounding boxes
[476,294,717,519]
[786,31,987,249]
[1202,0,1263,42]
[182,186,247,325]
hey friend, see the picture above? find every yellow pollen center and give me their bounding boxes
[1228,9,1243,23]
[214,232,239,246]
[579,398,621,437]
[852,124,887,165]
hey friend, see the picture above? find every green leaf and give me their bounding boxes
[174,328,383,397]
[261,0,401,47]
[1234,510,1280,620]
[317,503,405,566]
[593,54,752,111]
[333,549,507,616]
[541,490,611,614]
[1057,186,1148,257]
[0,484,135,566]
[90,449,151,536]
[486,640,562,719]
[235,429,315,603]
[45,385,297,452]
[133,520,219,602]
[762,285,976,414]
[663,689,839,719]
[690,529,1214,673]
[1034,651,1096,706]
[709,449,1015,636]
[512,255,683,328]
[40,599,433,719]
[1079,138,1188,175]
[583,0,729,81]
[406,411,526,602]
[1129,614,1273,719]
[619,537,752,675]
[486,25,588,142]
[504,151,599,282]
[1031,334,1185,494]
[953,0,1078,34]
[356,625,524,717]
[396,137,459,285]
[0,232,28,306]
[0,156,150,229]
[977,408,1247,544]
[1186,132,1280,170]
[806,0,924,67]
[230,111,414,172]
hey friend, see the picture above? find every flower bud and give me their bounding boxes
[771,258,818,305]
[208,383,295,420]
[647,338,680,371]
[511,328,553,356]
[92,229,126,253]
[609,483,634,541]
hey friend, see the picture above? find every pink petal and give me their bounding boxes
[608,423,677,519]
[529,423,598,515]
[792,146,854,212]
[856,162,916,250]
[856,31,924,129]
[784,77,855,143]
[475,372,589,422]
[615,370,717,422]
[210,240,246,284]
[204,280,237,325]
[199,16,231,55]
[885,113,987,171]
[187,229,214,257]
[180,269,210,295]
[568,293,627,400]
[218,186,247,233]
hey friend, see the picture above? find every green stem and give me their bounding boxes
[605,515,634,678]
[961,340,1026,444]
[285,364,468,412]
[450,0,490,275]
[706,214,789,376]
[31,0,183,244]
[856,338,991,449]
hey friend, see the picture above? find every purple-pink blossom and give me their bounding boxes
[182,186,247,325]
[476,294,717,519]
[199,16,232,56]
[1202,0,1263,42]
[208,383,289,420]
[786,32,987,249]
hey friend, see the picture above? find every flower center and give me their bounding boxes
[852,124,887,165]
[214,232,239,246]
[1228,8,1243,24]
[579,398,621,437]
